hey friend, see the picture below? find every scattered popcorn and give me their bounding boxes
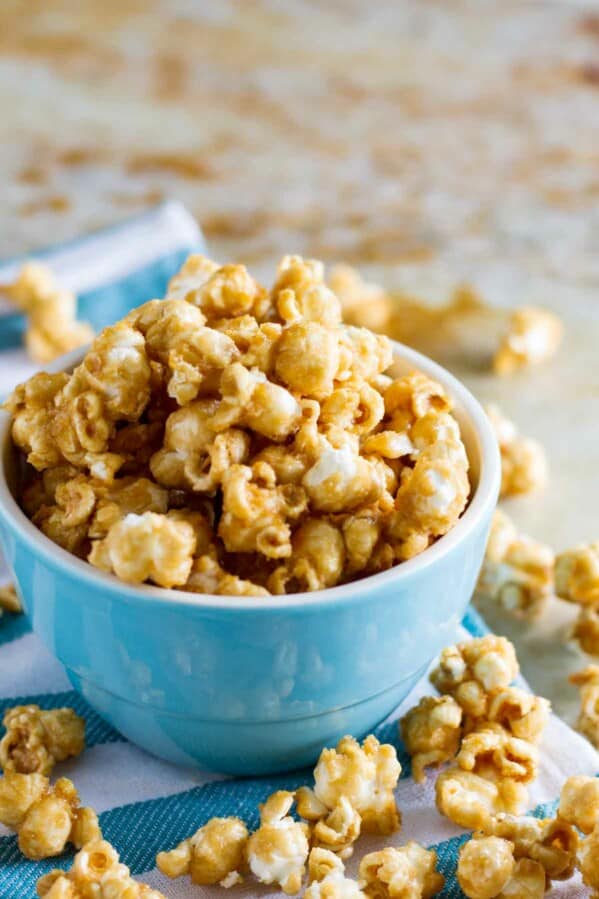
[483,813,578,881]
[156,816,248,886]
[570,665,599,748]
[399,694,463,783]
[493,306,563,376]
[309,797,362,860]
[499,858,545,898]
[305,848,365,899]
[558,775,599,835]
[37,838,166,898]
[246,791,309,894]
[0,583,21,614]
[435,768,528,829]
[476,510,554,620]
[0,704,85,775]
[555,541,599,607]
[2,262,94,363]
[578,821,599,897]
[572,604,599,657]
[456,724,538,786]
[485,405,548,497]
[310,735,401,835]
[457,835,515,899]
[6,254,471,596]
[0,771,100,860]
[358,843,444,899]
[430,635,519,718]
[484,687,550,744]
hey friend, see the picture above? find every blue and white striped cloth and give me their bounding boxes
[0,206,597,898]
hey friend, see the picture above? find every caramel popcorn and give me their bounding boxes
[485,405,548,498]
[484,687,550,744]
[570,665,599,748]
[456,725,538,786]
[0,771,100,860]
[572,604,599,657]
[358,843,444,899]
[493,306,563,376]
[156,816,248,886]
[483,813,578,881]
[430,636,519,718]
[578,822,599,897]
[0,704,85,775]
[37,838,166,898]
[500,859,545,899]
[555,541,599,607]
[457,836,515,899]
[476,510,554,620]
[297,794,361,860]
[436,768,528,829]
[558,775,599,835]
[246,791,309,894]
[305,848,365,899]
[328,265,393,332]
[6,254,471,596]
[400,694,463,783]
[310,734,401,835]
[0,583,21,614]
[2,262,94,363]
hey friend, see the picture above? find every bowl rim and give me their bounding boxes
[0,339,500,612]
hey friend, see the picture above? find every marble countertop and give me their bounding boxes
[1,0,598,726]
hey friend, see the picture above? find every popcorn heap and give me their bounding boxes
[2,262,94,363]
[5,254,471,596]
[401,635,550,828]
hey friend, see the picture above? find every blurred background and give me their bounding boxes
[1,0,598,721]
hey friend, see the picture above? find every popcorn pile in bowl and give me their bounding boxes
[4,255,471,596]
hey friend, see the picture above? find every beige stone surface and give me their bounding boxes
[0,0,598,725]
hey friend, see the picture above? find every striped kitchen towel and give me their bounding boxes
[0,208,597,897]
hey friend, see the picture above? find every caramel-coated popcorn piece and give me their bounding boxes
[270,518,346,594]
[493,306,563,376]
[436,768,528,830]
[400,695,462,783]
[328,265,393,333]
[88,511,196,588]
[186,555,270,597]
[311,735,401,835]
[4,372,69,471]
[430,636,519,718]
[500,859,545,899]
[484,688,550,745]
[570,665,599,748]
[37,838,166,898]
[246,791,309,894]
[0,771,100,860]
[457,836,515,899]
[303,444,384,515]
[572,604,599,657]
[484,813,578,881]
[0,704,85,776]
[0,583,21,614]
[274,256,342,329]
[485,405,548,498]
[156,816,248,886]
[275,320,340,399]
[296,793,361,860]
[578,822,599,897]
[476,510,554,620]
[358,843,444,899]
[558,775,599,835]
[456,725,538,785]
[305,848,365,899]
[555,541,599,607]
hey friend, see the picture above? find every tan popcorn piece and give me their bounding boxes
[484,687,550,744]
[4,372,69,471]
[274,256,341,330]
[156,816,248,886]
[328,265,393,333]
[311,735,401,836]
[558,775,599,835]
[485,405,548,498]
[484,813,578,881]
[0,771,100,860]
[555,541,599,607]
[0,704,85,776]
[578,821,599,897]
[400,695,463,783]
[456,724,539,786]
[476,510,554,620]
[37,838,166,898]
[2,262,94,363]
[436,768,528,830]
[572,605,599,657]
[270,518,346,594]
[570,665,599,748]
[246,791,309,894]
[457,835,516,899]
[88,510,196,588]
[430,635,519,718]
[493,306,563,376]
[0,583,21,614]
[297,794,361,860]
[305,848,365,899]
[186,555,270,597]
[499,858,545,899]
[358,843,444,899]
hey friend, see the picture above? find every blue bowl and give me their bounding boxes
[0,342,500,775]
